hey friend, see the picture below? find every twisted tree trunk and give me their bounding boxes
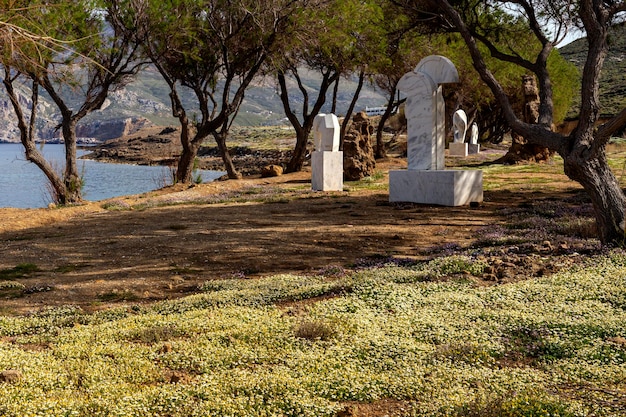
[563,137,626,244]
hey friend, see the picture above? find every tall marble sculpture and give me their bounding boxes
[449,109,469,157]
[311,113,343,191]
[389,55,483,206]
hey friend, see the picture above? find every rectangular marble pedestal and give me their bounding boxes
[312,151,344,191]
[468,144,480,154]
[449,142,468,157]
[389,169,483,206]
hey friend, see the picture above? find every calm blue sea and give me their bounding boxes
[0,143,224,208]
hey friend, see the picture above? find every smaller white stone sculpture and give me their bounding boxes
[468,123,480,154]
[312,113,343,191]
[449,109,469,157]
[313,113,340,152]
[470,123,478,145]
[453,110,468,143]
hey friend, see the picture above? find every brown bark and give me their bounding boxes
[176,138,201,183]
[375,82,402,159]
[340,69,365,150]
[286,121,314,173]
[61,120,82,203]
[213,130,241,179]
[38,75,85,204]
[563,140,626,244]
[2,74,68,204]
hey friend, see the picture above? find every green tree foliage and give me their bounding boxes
[126,0,296,181]
[433,32,577,141]
[275,0,388,172]
[391,0,578,143]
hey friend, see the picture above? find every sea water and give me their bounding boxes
[0,143,224,208]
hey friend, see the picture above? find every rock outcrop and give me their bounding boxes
[75,117,153,141]
[498,75,553,164]
[343,112,376,181]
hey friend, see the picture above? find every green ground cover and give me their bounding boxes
[1,253,625,416]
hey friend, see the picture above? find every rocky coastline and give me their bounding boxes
[80,125,294,177]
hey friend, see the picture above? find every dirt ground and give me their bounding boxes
[0,152,587,315]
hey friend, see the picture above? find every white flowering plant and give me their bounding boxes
[1,253,625,416]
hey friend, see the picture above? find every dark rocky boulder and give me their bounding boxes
[343,112,376,181]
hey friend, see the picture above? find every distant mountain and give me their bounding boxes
[559,23,626,118]
[0,66,387,143]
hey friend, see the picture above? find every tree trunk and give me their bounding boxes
[176,144,201,184]
[61,119,82,204]
[24,144,67,202]
[563,141,626,245]
[375,90,401,159]
[286,125,312,173]
[279,69,339,173]
[331,78,339,114]
[213,130,241,179]
[340,69,365,150]
[3,76,67,204]
[3,76,69,205]
[499,75,553,164]
[175,120,198,183]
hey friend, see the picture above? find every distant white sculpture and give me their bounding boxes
[468,123,480,154]
[313,113,340,152]
[453,110,468,143]
[450,109,469,156]
[389,55,483,206]
[312,113,342,191]
[470,123,478,145]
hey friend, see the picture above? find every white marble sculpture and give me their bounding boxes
[312,113,343,191]
[389,55,483,206]
[470,123,479,145]
[453,110,467,143]
[396,55,458,171]
[449,109,469,156]
[313,113,340,152]
[468,122,480,154]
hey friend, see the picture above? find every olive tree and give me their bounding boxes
[421,0,626,245]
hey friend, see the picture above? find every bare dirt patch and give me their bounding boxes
[0,152,595,315]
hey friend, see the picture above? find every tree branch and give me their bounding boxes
[596,107,626,143]
[424,0,564,151]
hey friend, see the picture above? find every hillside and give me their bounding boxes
[559,23,626,118]
[0,66,387,143]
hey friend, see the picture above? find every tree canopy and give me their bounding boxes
[1,0,144,204]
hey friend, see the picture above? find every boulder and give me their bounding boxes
[343,112,376,181]
[260,164,283,178]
